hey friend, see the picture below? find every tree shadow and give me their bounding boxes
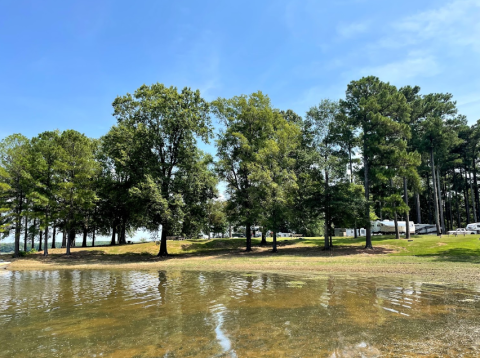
[414,248,480,264]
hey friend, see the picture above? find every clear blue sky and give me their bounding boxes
[1,0,479,155]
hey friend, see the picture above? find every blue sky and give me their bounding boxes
[1,0,480,157]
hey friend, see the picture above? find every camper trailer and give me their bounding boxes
[371,220,415,235]
[414,224,437,235]
[466,223,480,234]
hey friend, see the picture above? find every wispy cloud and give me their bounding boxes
[359,52,442,83]
[380,0,480,51]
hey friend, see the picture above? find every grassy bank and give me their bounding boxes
[5,234,480,282]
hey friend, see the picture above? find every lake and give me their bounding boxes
[1,270,479,357]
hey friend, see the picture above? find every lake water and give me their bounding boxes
[1,270,479,357]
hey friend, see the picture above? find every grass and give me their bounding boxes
[6,234,480,283]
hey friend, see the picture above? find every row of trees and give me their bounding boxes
[1,77,479,257]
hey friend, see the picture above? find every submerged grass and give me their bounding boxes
[6,234,480,282]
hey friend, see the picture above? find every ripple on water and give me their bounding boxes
[0,271,479,357]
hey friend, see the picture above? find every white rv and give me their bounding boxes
[466,223,480,234]
[371,220,415,235]
[415,224,437,234]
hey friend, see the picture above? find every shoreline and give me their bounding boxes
[6,252,480,284]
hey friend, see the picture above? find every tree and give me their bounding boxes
[0,134,33,257]
[250,109,301,252]
[213,91,295,252]
[341,76,410,249]
[56,130,99,255]
[30,130,62,255]
[112,84,212,256]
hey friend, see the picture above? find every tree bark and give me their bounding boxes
[110,218,117,246]
[404,178,410,239]
[455,185,461,228]
[436,167,445,234]
[473,158,480,219]
[469,171,477,222]
[38,224,43,251]
[14,195,23,258]
[44,217,49,256]
[66,228,75,255]
[92,226,96,247]
[430,148,441,235]
[32,219,36,250]
[62,226,67,248]
[260,227,267,245]
[324,169,330,250]
[82,226,88,247]
[245,224,252,252]
[416,192,421,224]
[272,231,277,253]
[393,204,399,239]
[464,167,471,224]
[23,215,28,252]
[158,224,168,256]
[364,154,372,249]
[120,218,126,244]
[52,224,56,249]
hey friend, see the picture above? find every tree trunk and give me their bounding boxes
[473,158,480,219]
[272,231,277,253]
[52,224,56,249]
[430,148,441,235]
[92,226,96,247]
[120,218,126,244]
[66,228,75,255]
[245,224,252,252]
[379,201,383,220]
[416,192,421,224]
[324,169,330,250]
[158,224,168,256]
[426,172,432,224]
[364,154,372,249]
[464,167,471,224]
[32,219,36,250]
[14,196,22,258]
[38,224,43,251]
[82,226,88,247]
[455,188,461,228]
[23,215,28,252]
[44,218,49,256]
[436,166,445,234]
[62,226,67,248]
[469,171,477,222]
[404,178,410,239]
[110,218,117,246]
[260,228,267,245]
[393,205,400,239]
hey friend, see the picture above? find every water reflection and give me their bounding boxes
[0,270,479,357]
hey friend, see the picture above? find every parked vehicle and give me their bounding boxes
[466,223,480,234]
[415,224,438,235]
[447,228,476,235]
[371,220,415,235]
[197,233,209,239]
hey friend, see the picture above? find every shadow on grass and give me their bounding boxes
[414,248,480,264]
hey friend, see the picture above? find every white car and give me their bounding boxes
[447,228,476,235]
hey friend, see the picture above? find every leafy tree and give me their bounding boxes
[213,91,296,251]
[112,84,212,256]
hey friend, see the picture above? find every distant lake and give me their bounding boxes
[1,270,479,357]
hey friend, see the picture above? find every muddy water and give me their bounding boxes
[0,270,479,357]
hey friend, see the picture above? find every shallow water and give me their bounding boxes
[1,270,479,357]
